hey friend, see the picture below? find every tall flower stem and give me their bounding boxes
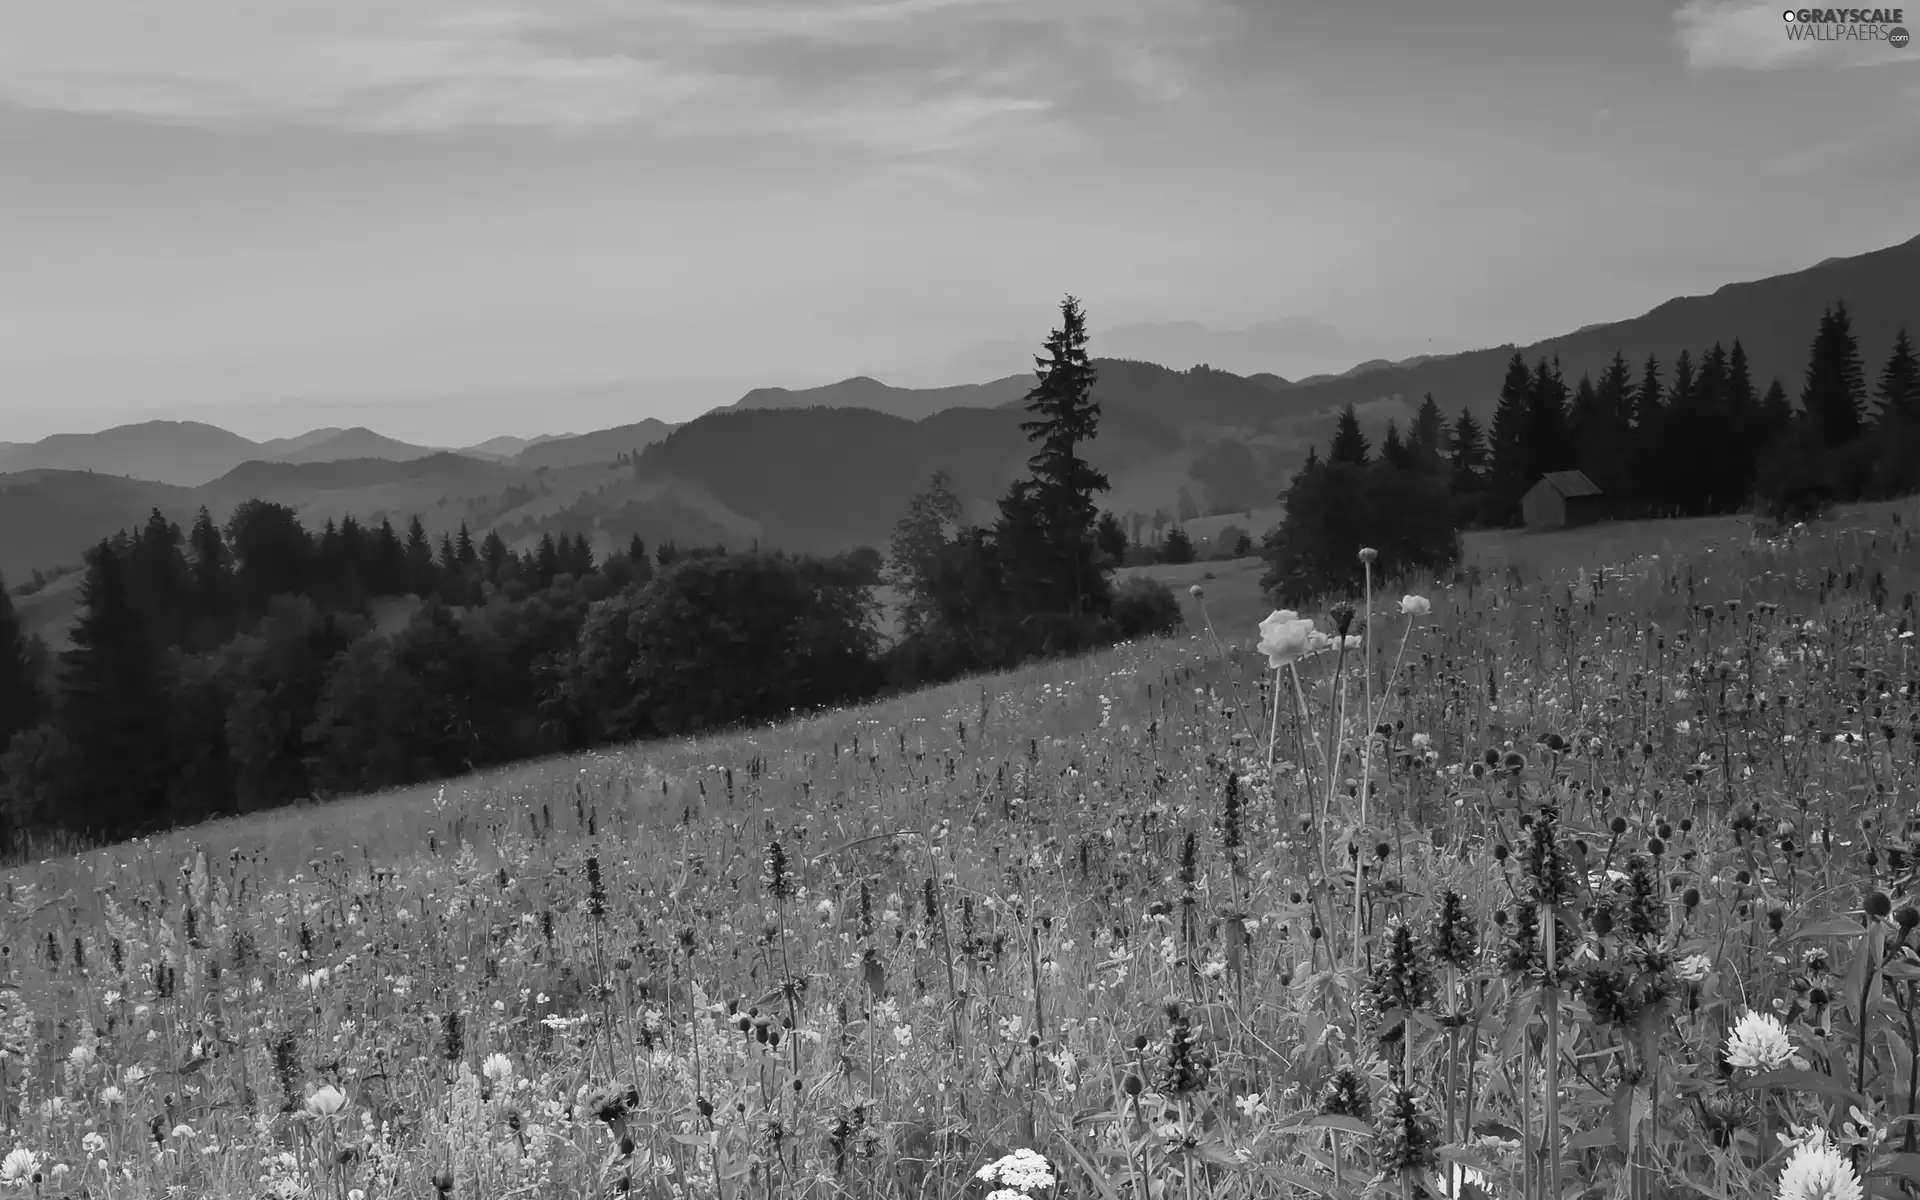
[1543,906,1563,1200]
[1353,561,1374,971]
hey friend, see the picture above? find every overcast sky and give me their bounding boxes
[1,0,1916,443]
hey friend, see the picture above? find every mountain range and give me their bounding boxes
[4,231,1918,600]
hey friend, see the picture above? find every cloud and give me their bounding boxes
[0,0,1238,148]
[1674,0,1918,70]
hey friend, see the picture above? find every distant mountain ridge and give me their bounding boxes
[4,231,1917,588]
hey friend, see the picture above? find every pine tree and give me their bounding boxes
[1409,393,1447,464]
[58,537,175,837]
[1488,352,1532,525]
[1758,377,1793,445]
[1159,524,1196,565]
[1380,419,1409,468]
[0,573,43,757]
[1523,356,1570,485]
[1876,329,1919,426]
[1329,403,1370,466]
[187,506,231,643]
[1726,340,1759,503]
[1004,295,1111,620]
[480,530,510,581]
[1801,301,1868,449]
[404,516,437,595]
[456,522,478,565]
[1449,407,1486,477]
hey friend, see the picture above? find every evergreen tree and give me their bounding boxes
[1409,393,1448,464]
[1487,351,1532,525]
[58,537,175,837]
[480,529,510,581]
[1801,301,1868,449]
[1094,511,1129,562]
[534,533,560,589]
[1159,524,1196,564]
[1003,295,1111,620]
[404,516,437,595]
[1523,356,1570,485]
[1380,419,1409,468]
[1876,329,1919,426]
[456,522,478,566]
[187,506,232,645]
[1329,402,1370,466]
[0,574,42,758]
[1758,377,1793,445]
[1725,340,1759,504]
[1449,407,1486,477]
[129,508,190,649]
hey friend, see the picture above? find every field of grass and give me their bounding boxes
[4,499,1920,1199]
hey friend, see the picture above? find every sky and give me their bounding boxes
[1,0,1917,444]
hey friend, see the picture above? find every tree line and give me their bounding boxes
[0,297,1175,851]
[1261,302,1920,601]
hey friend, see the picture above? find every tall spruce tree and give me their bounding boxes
[1801,301,1868,449]
[1004,295,1111,620]
[58,537,175,837]
[1329,402,1370,466]
[0,574,42,757]
[1488,352,1532,525]
[1449,407,1485,475]
[1380,419,1409,468]
[1876,329,1919,427]
[1409,393,1448,464]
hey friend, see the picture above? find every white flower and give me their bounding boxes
[1399,594,1432,617]
[976,1148,1054,1193]
[1676,954,1712,983]
[1257,611,1317,669]
[483,1053,514,1084]
[0,1148,37,1185]
[1234,1092,1270,1119]
[1435,1161,1492,1199]
[303,1085,347,1117]
[1776,1130,1863,1200]
[1726,1009,1796,1073]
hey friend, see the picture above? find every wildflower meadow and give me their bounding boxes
[4,505,1920,1200]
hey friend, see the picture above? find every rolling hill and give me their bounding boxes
[267,427,441,465]
[726,373,1031,421]
[510,419,678,469]
[0,421,262,488]
[1263,233,1920,433]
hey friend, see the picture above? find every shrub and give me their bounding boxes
[1111,577,1183,639]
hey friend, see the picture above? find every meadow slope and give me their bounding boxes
[2,502,1918,1199]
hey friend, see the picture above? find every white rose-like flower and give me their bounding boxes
[1399,594,1432,617]
[303,1085,348,1117]
[1775,1130,1863,1200]
[1256,611,1317,669]
[1725,1009,1795,1073]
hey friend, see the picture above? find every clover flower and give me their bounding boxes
[1399,594,1432,617]
[1726,1009,1796,1073]
[1775,1129,1863,1200]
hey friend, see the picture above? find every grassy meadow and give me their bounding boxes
[3,502,1920,1198]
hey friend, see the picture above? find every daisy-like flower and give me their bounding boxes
[1776,1130,1863,1200]
[1726,1009,1796,1073]
[975,1148,1055,1195]
[0,1148,38,1185]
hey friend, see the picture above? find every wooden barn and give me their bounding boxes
[1522,470,1606,530]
